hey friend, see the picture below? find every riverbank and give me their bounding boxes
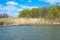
[0,18,60,26]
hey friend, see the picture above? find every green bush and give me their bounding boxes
[0,21,4,25]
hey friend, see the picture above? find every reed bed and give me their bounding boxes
[0,18,60,26]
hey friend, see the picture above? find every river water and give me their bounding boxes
[0,25,60,40]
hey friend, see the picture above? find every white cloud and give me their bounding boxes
[0,4,2,7]
[0,4,3,10]
[46,0,60,4]
[28,0,32,3]
[18,9,23,11]
[6,1,18,5]
[0,5,19,16]
[38,0,60,4]
[20,5,38,9]
[0,2,19,16]
[0,1,39,16]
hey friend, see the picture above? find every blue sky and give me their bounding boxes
[0,0,60,16]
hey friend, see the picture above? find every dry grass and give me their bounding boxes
[0,18,60,26]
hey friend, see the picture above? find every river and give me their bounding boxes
[0,25,60,40]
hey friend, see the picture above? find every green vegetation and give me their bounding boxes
[18,5,60,19]
[0,21,4,25]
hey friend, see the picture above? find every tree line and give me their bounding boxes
[0,13,9,18]
[18,5,60,19]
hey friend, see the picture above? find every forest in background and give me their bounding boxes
[0,5,60,19]
[18,5,60,20]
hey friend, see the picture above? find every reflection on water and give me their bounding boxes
[0,25,60,40]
